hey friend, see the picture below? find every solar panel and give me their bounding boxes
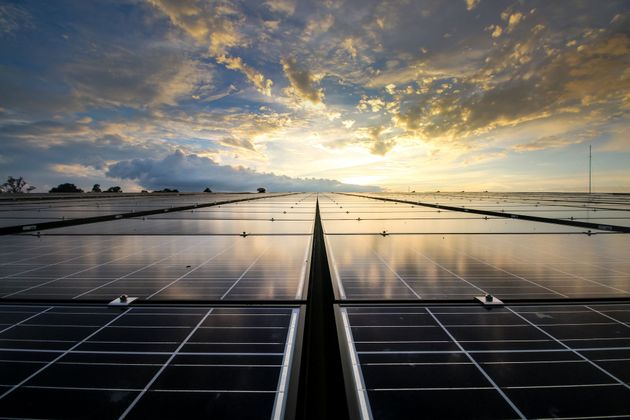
[322,218,596,234]
[0,235,311,301]
[337,303,630,419]
[326,233,630,300]
[0,304,302,419]
[32,218,315,235]
[0,193,304,232]
[355,192,630,231]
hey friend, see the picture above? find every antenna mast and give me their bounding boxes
[588,144,593,194]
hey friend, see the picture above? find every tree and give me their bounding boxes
[26,186,36,193]
[49,183,83,193]
[257,187,266,193]
[154,188,179,193]
[105,186,122,193]
[203,187,212,193]
[92,184,101,193]
[1,176,27,193]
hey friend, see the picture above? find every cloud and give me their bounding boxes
[216,55,273,96]
[302,15,335,39]
[0,120,168,170]
[106,150,381,192]
[0,118,174,191]
[68,53,212,108]
[2,0,630,192]
[466,0,480,12]
[392,22,630,144]
[0,6,213,115]
[513,135,580,152]
[146,0,242,55]
[505,12,524,33]
[264,0,296,16]
[0,4,31,35]
[147,0,274,96]
[323,123,398,156]
[219,136,256,151]
[366,126,396,156]
[486,24,503,38]
[281,58,325,104]
[598,124,630,152]
[357,95,386,112]
[342,37,358,58]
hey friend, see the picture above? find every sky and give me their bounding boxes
[1,0,629,192]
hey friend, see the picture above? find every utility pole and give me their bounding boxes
[588,144,593,194]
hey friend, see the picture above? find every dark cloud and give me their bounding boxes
[106,150,381,192]
[0,119,170,190]
[281,57,325,104]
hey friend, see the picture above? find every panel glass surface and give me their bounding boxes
[327,234,630,300]
[339,303,630,420]
[322,218,594,234]
[42,218,315,235]
[0,193,297,228]
[0,235,311,300]
[0,304,300,419]
[358,192,630,230]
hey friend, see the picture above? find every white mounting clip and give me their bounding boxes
[109,294,137,306]
[475,294,504,307]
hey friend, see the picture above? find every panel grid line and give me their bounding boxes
[505,307,630,391]
[144,244,237,300]
[219,246,271,300]
[117,308,215,419]
[2,239,180,298]
[0,307,132,401]
[371,250,422,299]
[424,307,527,419]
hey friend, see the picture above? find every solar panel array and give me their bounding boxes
[320,192,630,419]
[319,193,630,301]
[1,194,314,301]
[1,191,629,419]
[0,193,313,419]
[0,193,256,227]
[363,192,630,229]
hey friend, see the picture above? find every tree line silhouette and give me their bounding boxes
[1,176,267,194]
